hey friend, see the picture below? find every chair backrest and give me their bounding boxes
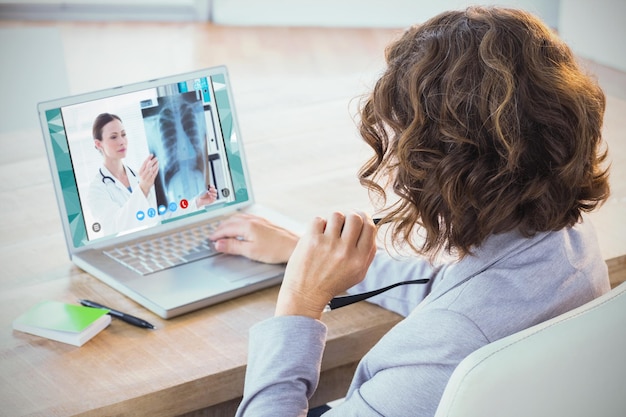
[434,282,626,417]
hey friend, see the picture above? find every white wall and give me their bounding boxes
[0,0,211,21]
[211,0,560,29]
[558,0,626,72]
[2,0,624,72]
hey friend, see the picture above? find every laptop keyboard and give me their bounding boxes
[103,221,221,275]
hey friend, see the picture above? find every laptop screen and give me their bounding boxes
[40,69,250,249]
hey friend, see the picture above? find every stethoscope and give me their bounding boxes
[100,166,137,185]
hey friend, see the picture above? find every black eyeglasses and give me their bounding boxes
[325,216,430,310]
[326,278,430,311]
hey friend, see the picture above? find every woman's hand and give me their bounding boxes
[196,185,218,207]
[275,211,377,320]
[209,213,300,264]
[138,154,159,197]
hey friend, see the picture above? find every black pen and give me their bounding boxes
[79,299,155,329]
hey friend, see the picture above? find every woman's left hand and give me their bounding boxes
[209,213,299,264]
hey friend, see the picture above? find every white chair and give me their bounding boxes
[434,282,626,417]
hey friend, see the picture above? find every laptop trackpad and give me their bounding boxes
[124,254,284,309]
[202,254,282,282]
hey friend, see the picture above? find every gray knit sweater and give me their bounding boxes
[235,221,610,417]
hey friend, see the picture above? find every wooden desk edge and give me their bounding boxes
[69,307,403,417]
[607,254,626,288]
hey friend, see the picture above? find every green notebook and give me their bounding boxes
[13,301,111,346]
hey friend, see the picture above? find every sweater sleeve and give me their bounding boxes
[235,316,328,417]
[235,308,489,417]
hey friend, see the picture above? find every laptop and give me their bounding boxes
[38,66,296,319]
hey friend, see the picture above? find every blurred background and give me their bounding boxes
[1,0,624,132]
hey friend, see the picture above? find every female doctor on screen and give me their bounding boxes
[87,112,219,237]
[87,113,160,236]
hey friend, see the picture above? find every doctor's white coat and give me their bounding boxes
[87,165,159,236]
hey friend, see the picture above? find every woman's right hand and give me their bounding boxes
[138,154,159,197]
[275,211,377,319]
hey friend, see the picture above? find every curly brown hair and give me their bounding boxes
[358,6,610,258]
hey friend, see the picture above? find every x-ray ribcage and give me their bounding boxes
[142,92,210,208]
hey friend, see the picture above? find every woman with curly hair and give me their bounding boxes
[210,6,610,416]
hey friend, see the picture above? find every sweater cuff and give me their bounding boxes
[244,315,328,399]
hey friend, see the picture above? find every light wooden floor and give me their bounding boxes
[1,21,625,287]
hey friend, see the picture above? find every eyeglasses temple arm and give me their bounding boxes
[327,278,430,310]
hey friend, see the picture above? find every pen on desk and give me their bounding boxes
[79,299,155,329]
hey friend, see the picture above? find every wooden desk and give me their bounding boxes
[0,82,402,415]
[0,122,402,415]
[0,269,402,416]
[1,21,625,417]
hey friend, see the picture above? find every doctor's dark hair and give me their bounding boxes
[358,6,610,259]
[92,113,122,141]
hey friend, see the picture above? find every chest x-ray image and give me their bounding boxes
[142,92,211,209]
